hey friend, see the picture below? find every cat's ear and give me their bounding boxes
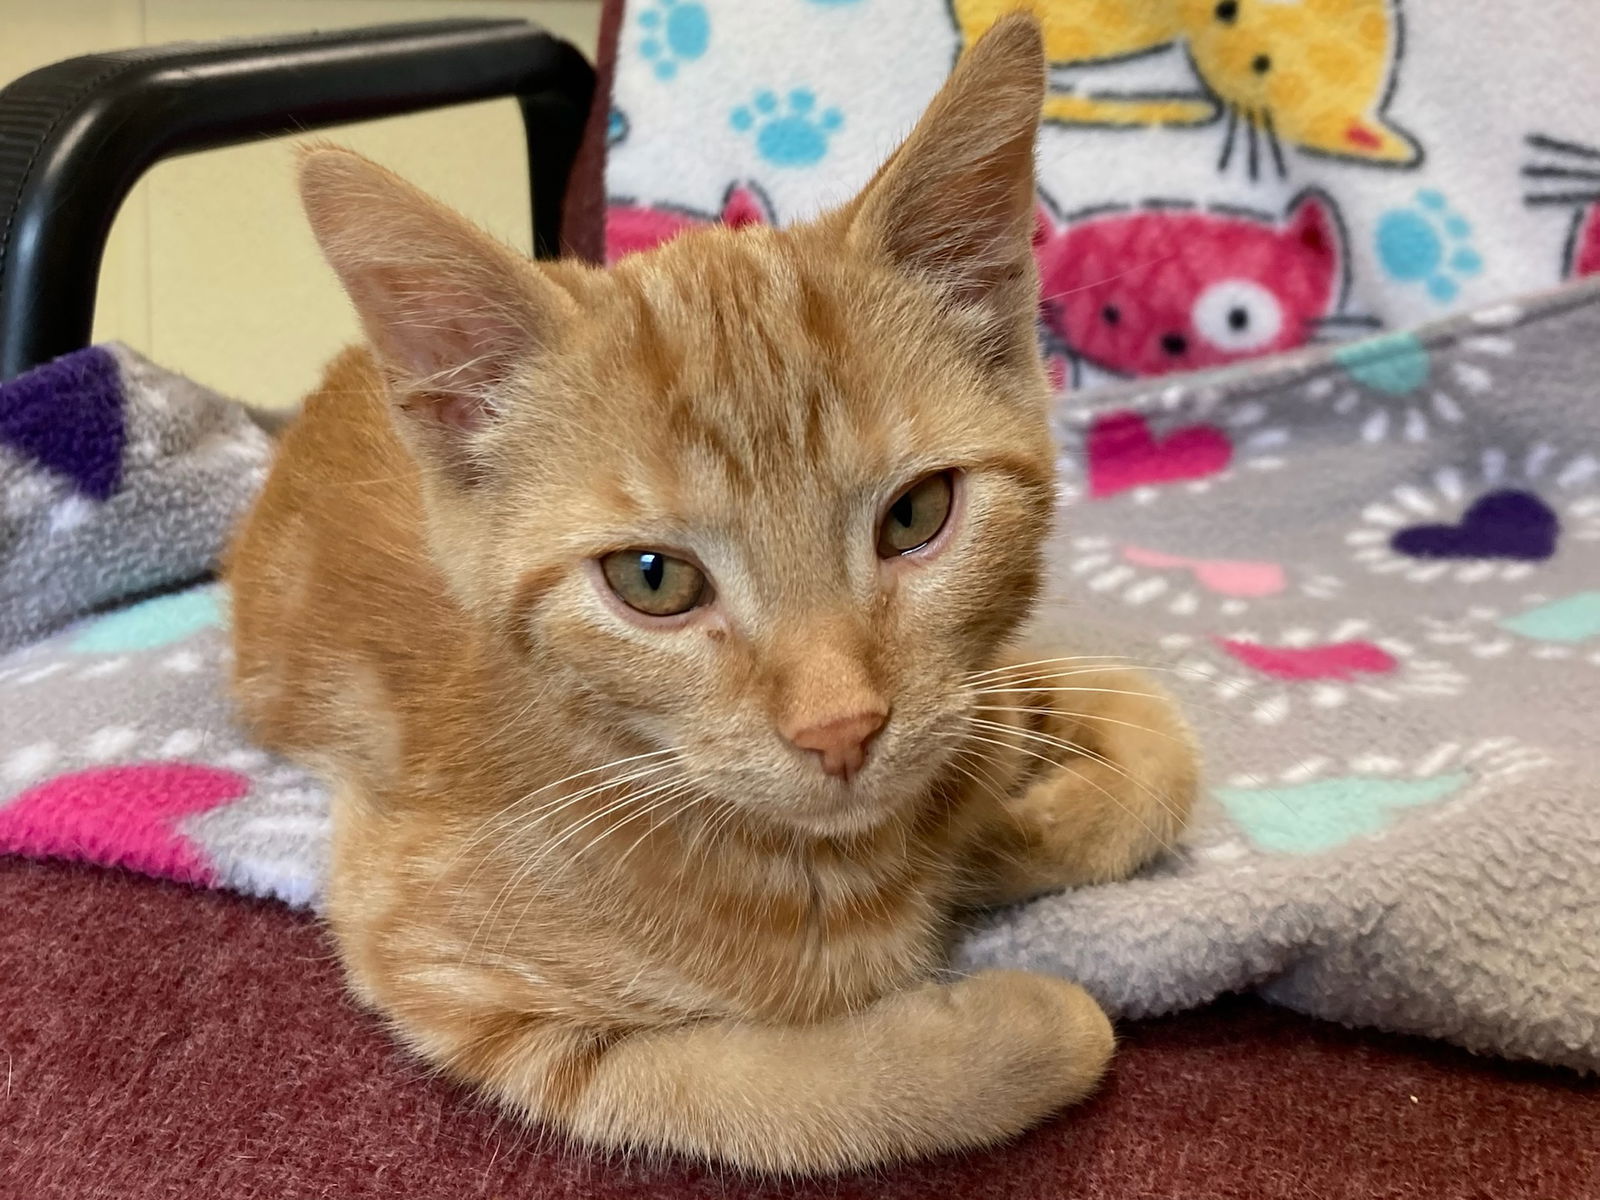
[840,14,1044,360]
[720,181,774,229]
[1283,192,1339,263]
[298,148,570,460]
[1302,114,1420,166]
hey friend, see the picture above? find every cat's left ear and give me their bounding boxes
[298,147,573,471]
[840,14,1044,364]
[1302,114,1421,167]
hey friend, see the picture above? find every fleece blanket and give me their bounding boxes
[0,346,317,900]
[604,0,1600,391]
[2,282,1598,1070]
[0,345,271,655]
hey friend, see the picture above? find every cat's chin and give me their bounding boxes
[739,769,939,841]
[769,799,901,841]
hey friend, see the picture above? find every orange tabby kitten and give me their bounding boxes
[228,15,1196,1173]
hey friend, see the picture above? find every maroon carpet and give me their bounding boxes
[559,0,623,265]
[2,858,1594,1200]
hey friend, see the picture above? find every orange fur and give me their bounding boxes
[227,15,1197,1173]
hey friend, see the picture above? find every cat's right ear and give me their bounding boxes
[838,14,1044,366]
[298,148,572,471]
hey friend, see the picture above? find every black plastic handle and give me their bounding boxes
[0,19,595,380]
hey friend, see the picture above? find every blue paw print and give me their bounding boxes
[730,90,843,168]
[1376,190,1483,304]
[638,0,709,82]
[607,108,629,148]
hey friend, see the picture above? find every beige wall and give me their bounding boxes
[1,0,602,407]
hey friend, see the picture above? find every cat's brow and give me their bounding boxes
[615,268,680,399]
[967,449,1054,496]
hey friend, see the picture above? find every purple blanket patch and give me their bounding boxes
[1391,488,1561,561]
[0,346,126,500]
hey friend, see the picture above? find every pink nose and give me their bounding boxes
[784,711,887,781]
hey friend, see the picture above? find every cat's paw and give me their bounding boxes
[965,662,1198,899]
[1006,736,1193,887]
[949,970,1114,1107]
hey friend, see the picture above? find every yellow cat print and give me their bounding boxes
[950,0,1422,169]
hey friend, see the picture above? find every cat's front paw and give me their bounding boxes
[1005,741,1193,888]
[963,662,1198,902]
[938,970,1115,1111]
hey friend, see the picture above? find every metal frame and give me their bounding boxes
[0,19,595,380]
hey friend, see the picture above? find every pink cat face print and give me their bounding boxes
[1034,192,1347,378]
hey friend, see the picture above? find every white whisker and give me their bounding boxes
[943,728,1176,857]
[971,703,1191,745]
[962,653,1142,684]
[967,717,1185,828]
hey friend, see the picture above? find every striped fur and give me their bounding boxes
[227,16,1197,1173]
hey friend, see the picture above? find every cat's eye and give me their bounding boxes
[600,550,708,616]
[878,472,955,558]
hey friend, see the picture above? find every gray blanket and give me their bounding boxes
[2,289,1597,1071]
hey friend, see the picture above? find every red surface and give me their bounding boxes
[1216,637,1399,681]
[3,857,1595,1200]
[606,183,773,263]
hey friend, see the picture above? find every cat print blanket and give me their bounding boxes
[2,283,1598,1071]
[605,0,1600,391]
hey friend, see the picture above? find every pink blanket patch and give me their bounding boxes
[1217,638,1399,681]
[1573,203,1600,280]
[1088,411,1232,498]
[605,182,771,264]
[1122,546,1286,597]
[0,763,248,886]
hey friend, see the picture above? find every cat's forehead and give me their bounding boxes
[583,232,948,469]
[605,229,872,388]
[538,229,1040,525]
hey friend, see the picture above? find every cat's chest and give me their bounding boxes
[662,854,957,1023]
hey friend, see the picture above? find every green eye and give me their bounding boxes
[878,471,955,557]
[600,550,709,617]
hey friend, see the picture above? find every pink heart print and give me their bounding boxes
[1217,638,1398,681]
[1122,546,1287,597]
[0,762,248,886]
[1087,410,1233,498]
